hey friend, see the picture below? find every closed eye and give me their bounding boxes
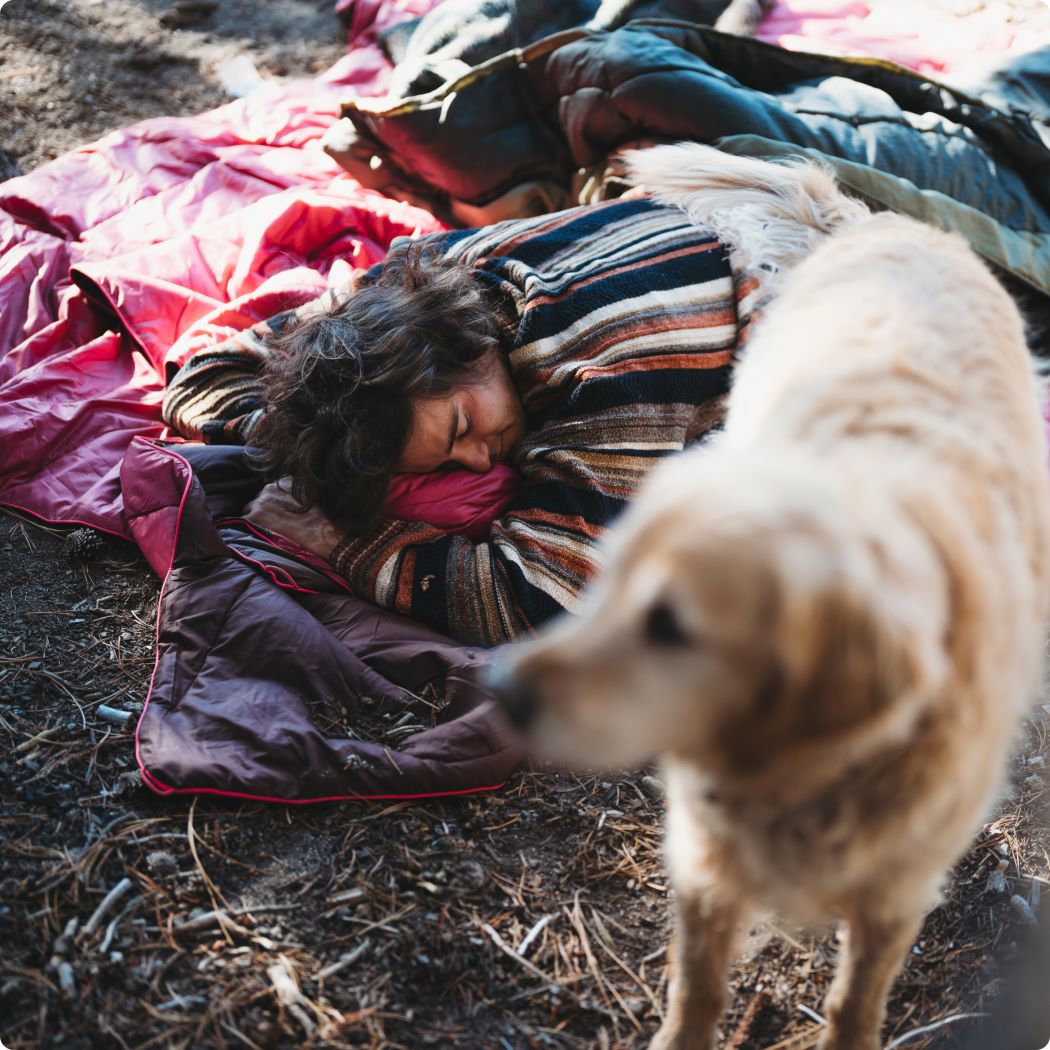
[644,601,691,647]
[446,408,470,457]
[436,413,474,471]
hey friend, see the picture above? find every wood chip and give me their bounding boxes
[81,878,134,937]
[267,956,315,1037]
[96,705,132,726]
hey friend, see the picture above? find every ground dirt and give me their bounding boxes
[2,2,1050,1049]
[1,0,346,173]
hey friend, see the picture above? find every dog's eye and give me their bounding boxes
[645,602,690,647]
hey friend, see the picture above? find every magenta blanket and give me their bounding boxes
[0,0,446,536]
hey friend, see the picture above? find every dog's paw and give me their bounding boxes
[648,1023,711,1050]
[647,1032,678,1050]
[816,1030,880,1050]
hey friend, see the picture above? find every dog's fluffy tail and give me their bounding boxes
[622,142,870,281]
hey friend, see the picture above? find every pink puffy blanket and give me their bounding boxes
[0,0,452,536]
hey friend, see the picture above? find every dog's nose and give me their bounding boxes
[484,659,540,733]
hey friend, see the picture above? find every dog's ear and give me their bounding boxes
[782,545,948,742]
[718,538,947,773]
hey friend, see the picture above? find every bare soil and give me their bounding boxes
[1,0,346,173]
[1,2,1049,1049]
[1,522,1047,1050]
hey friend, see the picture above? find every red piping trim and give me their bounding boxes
[131,443,507,803]
[224,544,321,595]
[0,499,133,541]
[235,518,353,592]
[133,443,195,787]
[128,775,507,804]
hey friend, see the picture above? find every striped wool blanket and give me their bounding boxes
[163,197,760,644]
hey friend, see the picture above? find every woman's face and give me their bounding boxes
[397,352,527,475]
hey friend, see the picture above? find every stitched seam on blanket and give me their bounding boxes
[169,571,256,703]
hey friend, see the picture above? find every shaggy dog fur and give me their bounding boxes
[494,144,1050,1050]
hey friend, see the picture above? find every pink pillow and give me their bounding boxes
[383,464,520,540]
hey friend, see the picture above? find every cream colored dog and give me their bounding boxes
[494,144,1050,1050]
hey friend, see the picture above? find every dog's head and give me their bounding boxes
[491,449,946,780]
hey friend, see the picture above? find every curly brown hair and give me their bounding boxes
[250,244,509,533]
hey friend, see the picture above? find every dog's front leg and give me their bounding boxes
[818,905,926,1050]
[649,888,739,1050]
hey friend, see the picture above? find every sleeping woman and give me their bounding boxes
[162,196,760,646]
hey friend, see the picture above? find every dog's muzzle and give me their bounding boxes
[484,658,540,734]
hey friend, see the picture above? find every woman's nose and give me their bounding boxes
[455,438,493,473]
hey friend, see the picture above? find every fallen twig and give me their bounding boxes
[15,725,62,754]
[169,909,268,947]
[96,704,132,726]
[796,1003,827,1027]
[316,940,371,982]
[168,902,317,937]
[481,922,560,986]
[267,956,315,1038]
[516,913,554,957]
[884,1012,991,1049]
[81,877,134,938]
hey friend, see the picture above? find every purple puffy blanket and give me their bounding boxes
[122,439,520,802]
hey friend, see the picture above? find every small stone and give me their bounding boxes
[146,850,178,877]
[986,870,1007,895]
[640,775,664,799]
[56,961,75,996]
[1010,894,1038,928]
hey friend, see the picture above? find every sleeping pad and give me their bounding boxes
[328,0,1050,303]
[122,440,520,800]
